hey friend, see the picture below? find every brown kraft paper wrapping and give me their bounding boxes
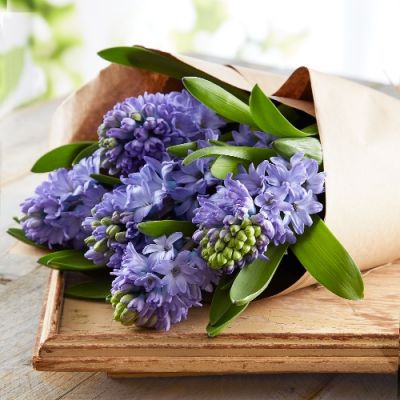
[49,46,400,296]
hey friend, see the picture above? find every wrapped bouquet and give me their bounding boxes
[9,46,400,336]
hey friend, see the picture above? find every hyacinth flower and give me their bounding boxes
[193,177,275,273]
[19,152,108,249]
[192,153,325,273]
[83,158,170,268]
[162,157,220,220]
[98,89,225,177]
[109,233,219,331]
[228,124,276,148]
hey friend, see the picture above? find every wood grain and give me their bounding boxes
[33,263,400,375]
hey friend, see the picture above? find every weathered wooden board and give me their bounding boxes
[33,262,399,376]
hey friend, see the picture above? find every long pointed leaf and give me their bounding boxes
[210,156,247,179]
[38,250,104,271]
[207,276,249,337]
[183,145,274,166]
[230,244,288,305]
[65,278,112,300]
[183,77,254,126]
[291,217,364,300]
[167,142,197,157]
[272,137,322,164]
[90,174,122,186]
[137,220,196,237]
[31,142,95,172]
[98,46,248,101]
[7,228,47,249]
[250,85,316,138]
[72,143,99,165]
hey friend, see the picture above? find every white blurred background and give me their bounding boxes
[1,0,400,116]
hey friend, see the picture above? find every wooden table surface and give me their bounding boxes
[0,98,398,399]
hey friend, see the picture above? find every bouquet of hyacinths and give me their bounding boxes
[8,47,367,336]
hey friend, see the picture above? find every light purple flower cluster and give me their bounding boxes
[83,158,169,268]
[110,233,219,330]
[83,156,220,267]
[98,90,225,177]
[228,124,276,148]
[193,153,325,271]
[20,152,107,249]
[239,152,325,243]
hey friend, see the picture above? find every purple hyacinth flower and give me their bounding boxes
[98,90,225,177]
[228,124,276,148]
[162,158,220,219]
[20,152,107,249]
[111,239,218,331]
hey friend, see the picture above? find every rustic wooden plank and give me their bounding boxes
[33,261,399,375]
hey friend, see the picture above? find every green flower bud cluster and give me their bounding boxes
[84,211,127,256]
[110,291,158,328]
[199,218,264,270]
[110,291,138,326]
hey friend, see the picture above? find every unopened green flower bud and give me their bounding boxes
[244,226,255,237]
[115,231,126,243]
[120,294,135,305]
[208,254,219,269]
[242,244,251,254]
[235,239,244,250]
[214,239,225,252]
[236,230,247,242]
[200,237,208,247]
[131,112,142,121]
[110,290,125,306]
[223,232,232,243]
[253,225,262,237]
[241,218,252,228]
[93,238,108,253]
[100,217,113,226]
[246,236,256,246]
[230,225,240,235]
[232,250,242,261]
[222,247,233,259]
[119,308,138,326]
[84,235,96,246]
[106,224,121,238]
[216,253,227,267]
[91,220,101,228]
[201,249,209,259]
[228,238,236,248]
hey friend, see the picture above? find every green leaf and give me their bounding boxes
[250,85,316,138]
[230,244,288,306]
[98,46,249,101]
[167,142,197,157]
[31,142,95,173]
[183,77,254,126]
[210,156,248,179]
[38,250,104,272]
[272,137,323,164]
[207,276,249,337]
[301,123,319,134]
[7,228,47,249]
[90,174,122,186]
[137,220,196,237]
[183,145,275,166]
[291,217,364,300]
[72,143,99,165]
[207,303,249,337]
[64,278,112,300]
[208,276,235,326]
